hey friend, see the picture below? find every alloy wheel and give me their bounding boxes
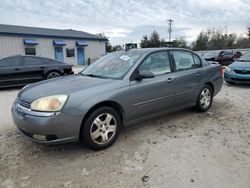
[47,72,61,79]
[200,88,211,109]
[90,113,117,145]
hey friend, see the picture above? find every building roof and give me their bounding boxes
[0,24,107,41]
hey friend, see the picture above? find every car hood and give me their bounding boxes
[230,61,250,69]
[18,75,116,103]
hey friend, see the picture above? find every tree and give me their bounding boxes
[150,31,161,47]
[234,37,250,48]
[191,27,237,50]
[172,37,188,48]
[140,35,149,48]
[140,31,165,48]
[247,27,250,39]
[191,32,209,50]
[112,45,123,51]
[96,33,113,52]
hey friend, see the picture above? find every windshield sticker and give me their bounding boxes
[120,55,131,61]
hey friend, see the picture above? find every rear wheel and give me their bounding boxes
[196,85,213,112]
[81,107,122,150]
[46,71,61,79]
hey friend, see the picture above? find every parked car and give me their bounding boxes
[203,50,221,62]
[11,48,223,150]
[203,50,243,66]
[203,50,231,65]
[0,55,74,88]
[224,52,250,84]
[195,51,206,57]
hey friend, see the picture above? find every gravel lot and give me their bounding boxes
[0,82,250,188]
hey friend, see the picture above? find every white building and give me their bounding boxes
[0,24,107,65]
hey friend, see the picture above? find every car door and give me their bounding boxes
[22,56,47,83]
[129,51,175,120]
[170,50,203,107]
[0,56,22,87]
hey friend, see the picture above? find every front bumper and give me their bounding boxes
[224,71,250,84]
[11,100,82,145]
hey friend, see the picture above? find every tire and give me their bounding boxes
[46,71,61,79]
[196,84,213,112]
[81,107,122,150]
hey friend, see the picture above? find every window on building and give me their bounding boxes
[25,48,36,56]
[66,48,75,57]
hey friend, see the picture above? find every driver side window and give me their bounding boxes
[139,51,171,76]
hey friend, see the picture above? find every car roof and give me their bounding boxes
[0,55,64,63]
[129,47,195,54]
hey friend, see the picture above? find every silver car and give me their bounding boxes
[12,48,223,150]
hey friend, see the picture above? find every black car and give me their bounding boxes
[0,55,74,88]
[203,50,243,66]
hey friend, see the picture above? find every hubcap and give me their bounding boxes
[90,113,117,145]
[200,88,211,109]
[48,72,60,79]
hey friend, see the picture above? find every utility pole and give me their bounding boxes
[167,18,174,43]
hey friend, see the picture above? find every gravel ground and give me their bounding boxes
[0,82,250,188]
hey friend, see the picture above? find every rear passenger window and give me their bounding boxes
[24,57,43,65]
[139,51,171,76]
[0,56,20,67]
[172,51,201,71]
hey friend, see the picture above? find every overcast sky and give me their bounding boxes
[0,0,250,45]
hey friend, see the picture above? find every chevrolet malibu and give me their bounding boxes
[12,48,223,150]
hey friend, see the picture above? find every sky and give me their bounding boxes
[0,0,250,46]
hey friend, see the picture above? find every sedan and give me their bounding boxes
[224,52,250,84]
[0,55,74,88]
[12,48,223,150]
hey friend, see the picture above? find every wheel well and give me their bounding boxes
[205,82,214,94]
[79,101,125,140]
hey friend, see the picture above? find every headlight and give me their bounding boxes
[31,95,68,112]
[225,67,232,72]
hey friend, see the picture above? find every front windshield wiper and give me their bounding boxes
[80,73,106,78]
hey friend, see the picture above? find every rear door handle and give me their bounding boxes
[40,66,45,69]
[14,68,20,71]
[166,78,173,83]
[196,72,200,77]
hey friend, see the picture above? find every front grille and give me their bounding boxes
[17,98,31,109]
[234,69,250,74]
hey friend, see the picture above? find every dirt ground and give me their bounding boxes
[0,83,249,188]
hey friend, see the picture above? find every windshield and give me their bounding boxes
[80,51,145,79]
[239,52,250,62]
[203,51,220,58]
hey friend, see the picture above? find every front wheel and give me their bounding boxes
[196,85,213,112]
[81,107,122,150]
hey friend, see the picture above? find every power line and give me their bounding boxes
[167,18,174,43]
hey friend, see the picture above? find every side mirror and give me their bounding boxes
[135,70,155,80]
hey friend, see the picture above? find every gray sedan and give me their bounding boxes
[12,48,223,150]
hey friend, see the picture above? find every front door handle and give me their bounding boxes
[40,66,45,69]
[14,68,20,71]
[196,72,200,77]
[166,78,173,83]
